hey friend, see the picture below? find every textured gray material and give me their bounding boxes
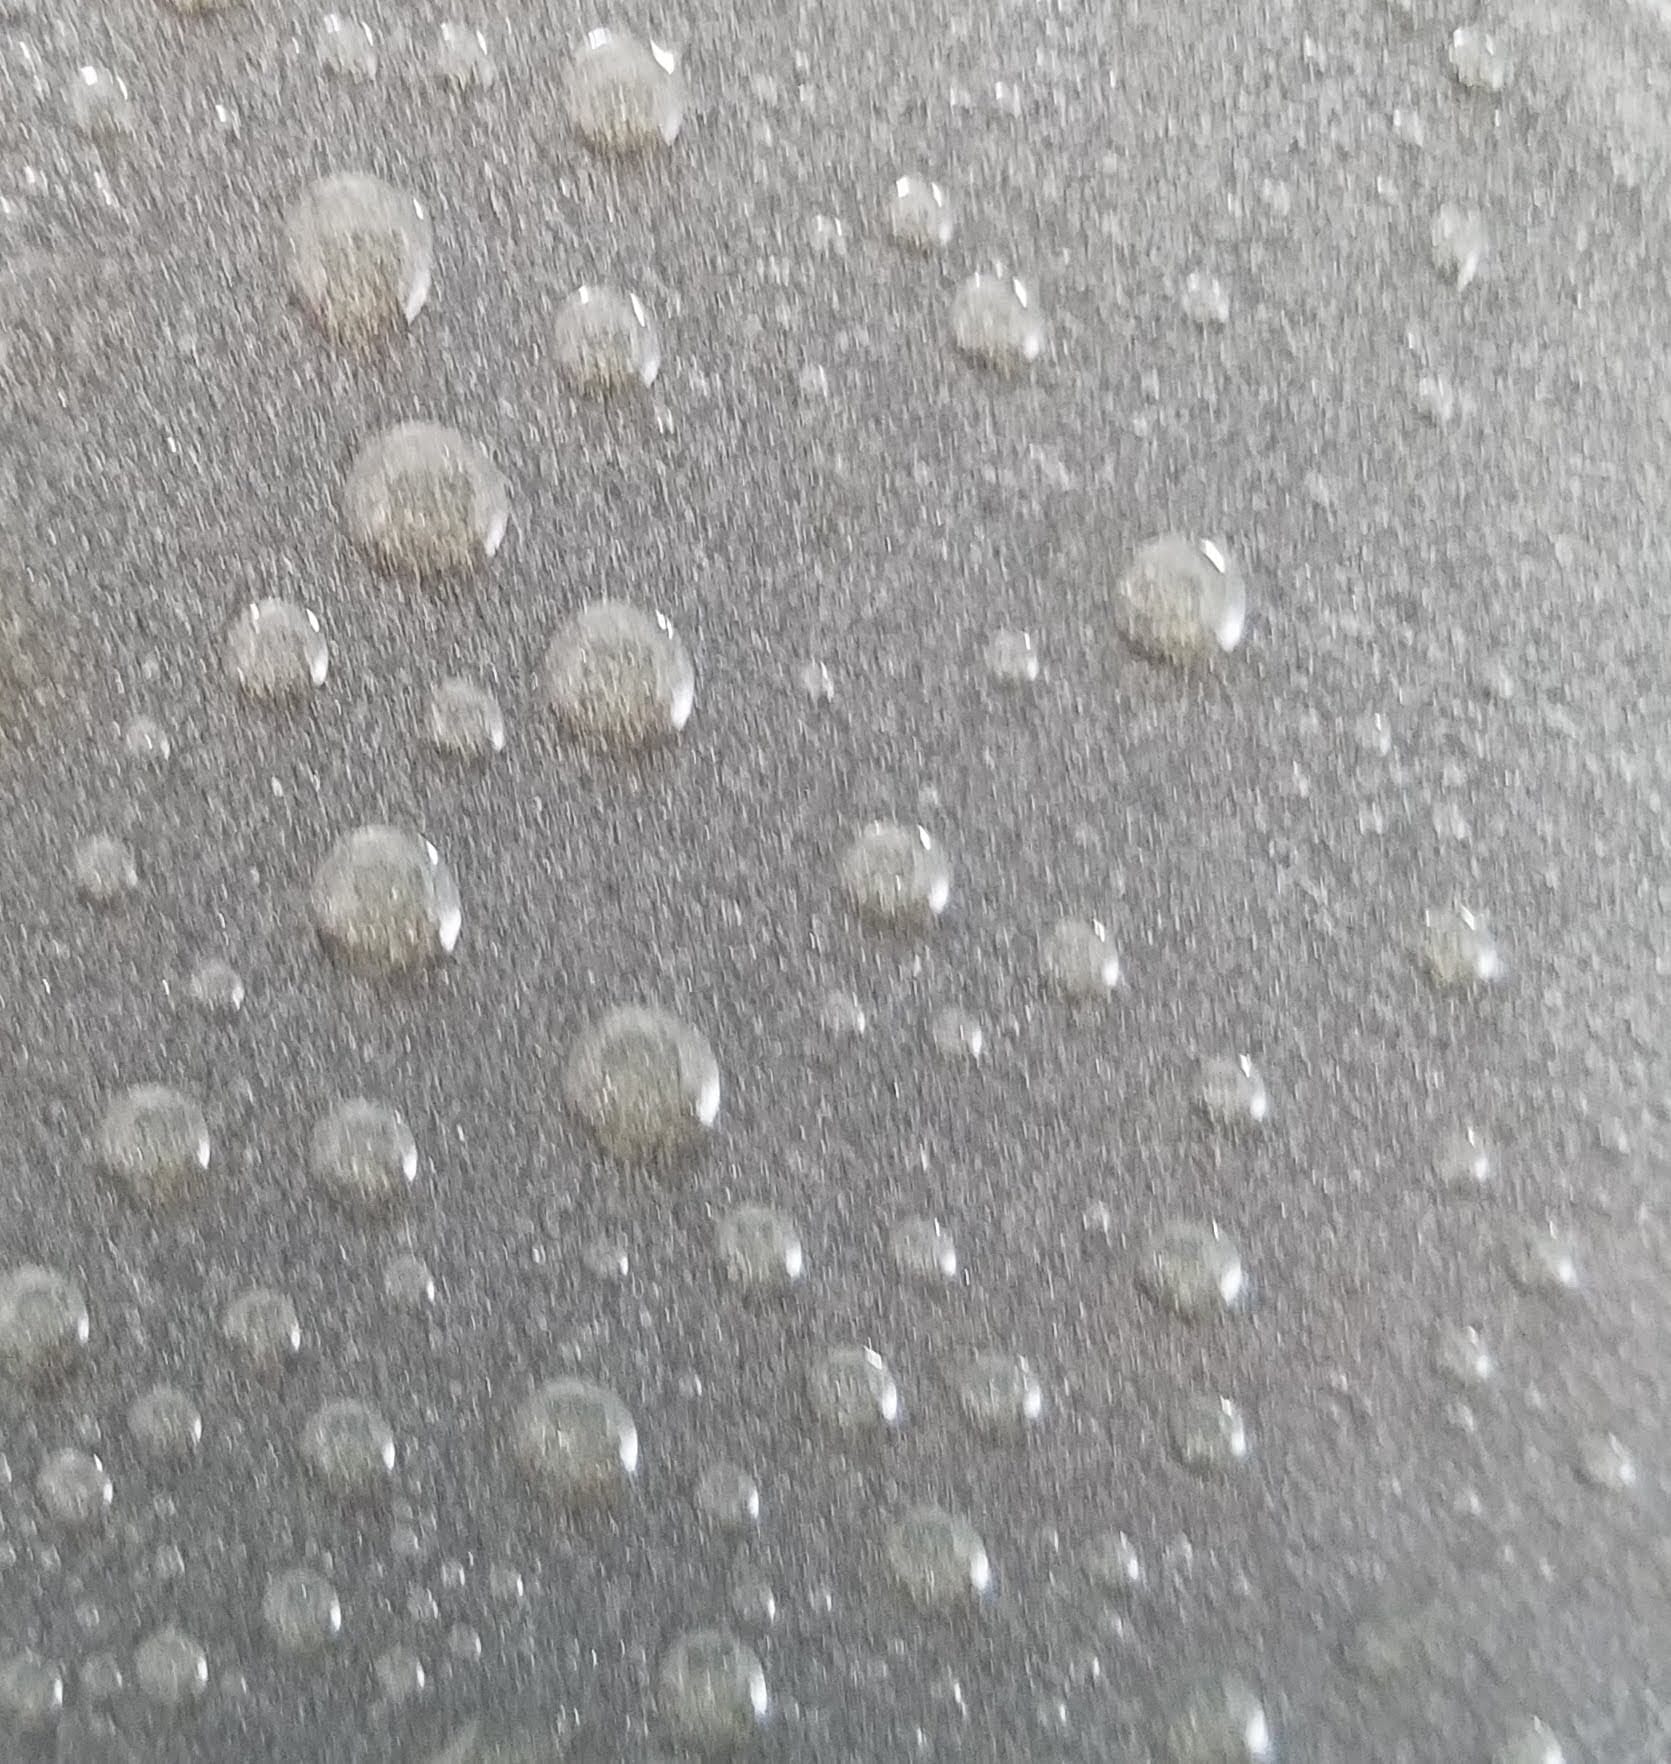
[1,0,1668,1760]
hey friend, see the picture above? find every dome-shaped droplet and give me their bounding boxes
[0,1651,63,1732]
[1196,1055,1269,1129]
[716,1205,804,1291]
[263,1568,343,1655]
[128,1385,202,1461]
[1422,906,1502,987]
[658,1629,769,1752]
[284,173,432,347]
[886,175,955,252]
[189,958,246,1016]
[694,1461,760,1529]
[225,598,328,703]
[985,627,1040,685]
[428,676,504,759]
[565,29,685,153]
[808,1345,900,1436]
[97,1083,211,1208]
[1171,1395,1250,1473]
[1113,535,1247,663]
[68,66,134,139]
[1041,917,1119,999]
[1139,1223,1245,1319]
[1162,1674,1273,1763]
[344,423,508,580]
[435,22,497,90]
[890,1216,958,1284]
[512,1377,639,1506]
[885,1504,992,1608]
[1181,270,1231,327]
[951,273,1045,370]
[311,825,461,975]
[73,834,138,906]
[552,286,661,393]
[302,1397,397,1493]
[316,13,377,79]
[1575,1432,1636,1492]
[955,1352,1043,1434]
[543,602,694,749]
[1449,23,1511,93]
[0,1265,89,1387]
[134,1627,208,1709]
[839,821,950,929]
[36,1447,112,1530]
[221,1287,302,1370]
[564,1006,719,1162]
[1493,1717,1567,1764]
[1431,202,1488,290]
[310,1098,418,1214]
[1509,1222,1580,1295]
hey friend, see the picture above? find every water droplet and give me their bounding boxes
[189,958,245,1016]
[221,1287,302,1370]
[1576,1432,1636,1491]
[730,1575,777,1627]
[984,627,1040,686]
[1449,24,1510,93]
[1392,106,1426,148]
[311,825,462,976]
[303,1398,397,1494]
[564,1006,719,1166]
[1171,1395,1250,1473]
[435,22,496,92]
[317,13,378,81]
[1196,1056,1269,1130]
[1041,917,1120,1000]
[263,1568,342,1655]
[74,834,138,906]
[512,1378,638,1506]
[929,1005,984,1062]
[808,1345,900,1435]
[1421,906,1502,987]
[716,1205,804,1291]
[1431,203,1488,290]
[383,1252,436,1310]
[951,273,1045,370]
[1139,1223,1245,1319]
[98,1083,211,1208]
[1181,270,1230,328]
[80,1653,123,1700]
[695,1462,760,1529]
[226,598,328,703]
[134,1627,208,1709]
[36,1447,112,1529]
[123,714,171,763]
[955,1352,1043,1433]
[1433,1322,1494,1388]
[886,1505,993,1608]
[128,1385,201,1461]
[283,173,432,348]
[658,1629,769,1751]
[552,286,661,394]
[375,1645,426,1703]
[0,1651,63,1731]
[1493,1718,1567,1764]
[1435,1126,1493,1189]
[886,175,954,252]
[0,1265,89,1387]
[1162,1674,1273,1762]
[565,29,685,154]
[542,602,694,749]
[68,66,134,139]
[446,1623,481,1663]
[1113,535,1247,663]
[344,423,508,581]
[310,1098,418,1215]
[1084,1529,1145,1594]
[428,676,504,759]
[890,1216,958,1284]
[839,821,950,930]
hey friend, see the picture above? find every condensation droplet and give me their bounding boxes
[303,1397,397,1494]
[74,834,138,906]
[565,1006,719,1164]
[1139,1223,1245,1320]
[1493,1718,1567,1764]
[134,1627,208,1709]
[384,1252,436,1310]
[512,1378,639,1507]
[221,1287,302,1371]
[284,173,432,348]
[435,22,496,92]
[1422,906,1502,988]
[1576,1432,1636,1492]
[1171,1395,1250,1474]
[310,1098,418,1215]
[839,821,950,929]
[1433,1323,1494,1388]
[1449,24,1511,93]
[1435,1126,1493,1189]
[311,825,462,975]
[658,1629,769,1752]
[1041,917,1119,1000]
[0,1265,89,1387]
[1113,536,1247,663]
[886,175,954,252]
[542,603,694,749]
[263,1569,342,1656]
[1431,203,1488,290]
[929,1005,984,1062]
[695,1461,761,1529]
[1084,1529,1145,1594]
[375,1645,426,1703]
[317,13,378,81]
[1162,1674,1273,1763]
[808,1345,900,1436]
[565,29,685,154]
[951,273,1045,370]
[98,1084,211,1208]
[886,1504,993,1608]
[128,1385,201,1461]
[552,286,661,394]
[36,1447,112,1529]
[344,423,508,581]
[68,66,134,140]
[1181,270,1230,327]
[955,1352,1043,1434]
[428,677,504,759]
[1196,1056,1269,1130]
[891,1216,958,1284]
[716,1205,804,1291]
[123,714,171,763]
[985,627,1040,686]
[0,1651,63,1731]
[189,958,245,1016]
[226,599,328,703]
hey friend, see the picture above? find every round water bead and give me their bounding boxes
[955,1351,1043,1433]
[1171,1395,1250,1473]
[808,1346,900,1436]
[311,826,461,975]
[283,173,432,347]
[839,821,950,929]
[564,1006,719,1163]
[310,1098,418,1215]
[542,602,694,748]
[0,1265,89,1386]
[1422,906,1502,987]
[1196,1055,1269,1129]
[951,272,1045,370]
[1162,1674,1273,1762]
[225,598,329,703]
[0,1651,63,1731]
[1041,917,1119,999]
[715,1205,804,1291]
[37,1447,112,1529]
[552,286,661,393]
[1113,535,1247,663]
[885,1504,993,1608]
[97,1083,211,1208]
[428,677,504,759]
[263,1567,343,1654]
[222,1287,302,1370]
[74,834,137,905]
[565,29,685,153]
[344,423,508,580]
[302,1397,397,1494]
[128,1385,202,1461]
[886,175,955,251]
[1139,1222,1245,1319]
[512,1377,638,1507]
[134,1627,208,1709]
[658,1629,769,1751]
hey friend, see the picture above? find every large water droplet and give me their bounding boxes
[1139,1223,1245,1319]
[129,1385,202,1461]
[1113,536,1247,663]
[221,1287,302,1370]
[428,677,504,760]
[886,1504,993,1608]
[98,1084,211,1208]
[658,1629,769,1752]
[1431,203,1488,290]
[73,834,138,906]
[284,173,432,348]
[303,1397,397,1494]
[564,1006,719,1163]
[226,598,330,705]
[808,1345,900,1436]
[0,1651,63,1732]
[0,1265,88,1387]
[36,1447,112,1530]
[68,66,134,139]
[542,603,694,749]
[512,1377,639,1507]
[134,1627,208,1709]
[1162,1674,1273,1763]
[1171,1395,1250,1473]
[955,1351,1043,1434]
[1421,906,1502,987]
[565,29,685,154]
[951,273,1045,370]
[716,1205,804,1291]
[310,1098,418,1215]
[552,286,661,394]
[311,826,462,975]
[344,423,508,581]
[1196,1056,1269,1130]
[839,821,950,929]
[1041,917,1120,1000]
[1449,24,1511,93]
[263,1567,343,1655]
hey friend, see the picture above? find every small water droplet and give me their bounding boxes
[890,1216,958,1284]
[658,1629,769,1751]
[374,1645,426,1703]
[839,822,950,930]
[302,1398,397,1494]
[221,1287,302,1371]
[542,602,694,749]
[552,285,661,394]
[716,1205,804,1291]
[263,1567,342,1655]
[1196,1056,1269,1130]
[284,173,432,348]
[1171,1395,1250,1473]
[123,714,171,763]
[98,1084,211,1208]
[1435,1126,1493,1189]
[428,676,504,759]
[929,1005,984,1062]
[344,423,508,581]
[955,1352,1043,1434]
[128,1385,201,1461]
[565,1006,720,1163]
[1084,1529,1145,1594]
[1433,1322,1494,1388]
[311,826,462,975]
[1113,536,1247,663]
[74,834,138,906]
[1575,1432,1636,1492]
[36,1447,112,1530]
[565,29,685,154]
[695,1461,760,1529]
[1181,270,1230,327]
[317,13,378,81]
[1508,1222,1580,1296]
[1449,24,1511,93]
[225,598,328,704]
[512,1378,638,1507]
[435,22,495,91]
[808,1345,900,1436]
[1431,203,1488,290]
[985,627,1040,686]
[68,66,134,140]
[0,1265,89,1388]
[0,1651,63,1731]
[886,1505,993,1608]
[189,958,245,1016]
[1139,1222,1245,1319]
[886,175,955,252]
[1162,1674,1272,1762]
[134,1627,208,1709]
[951,273,1045,370]
[1041,917,1120,1000]
[310,1098,418,1215]
[383,1252,436,1310]
[1422,906,1502,988]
